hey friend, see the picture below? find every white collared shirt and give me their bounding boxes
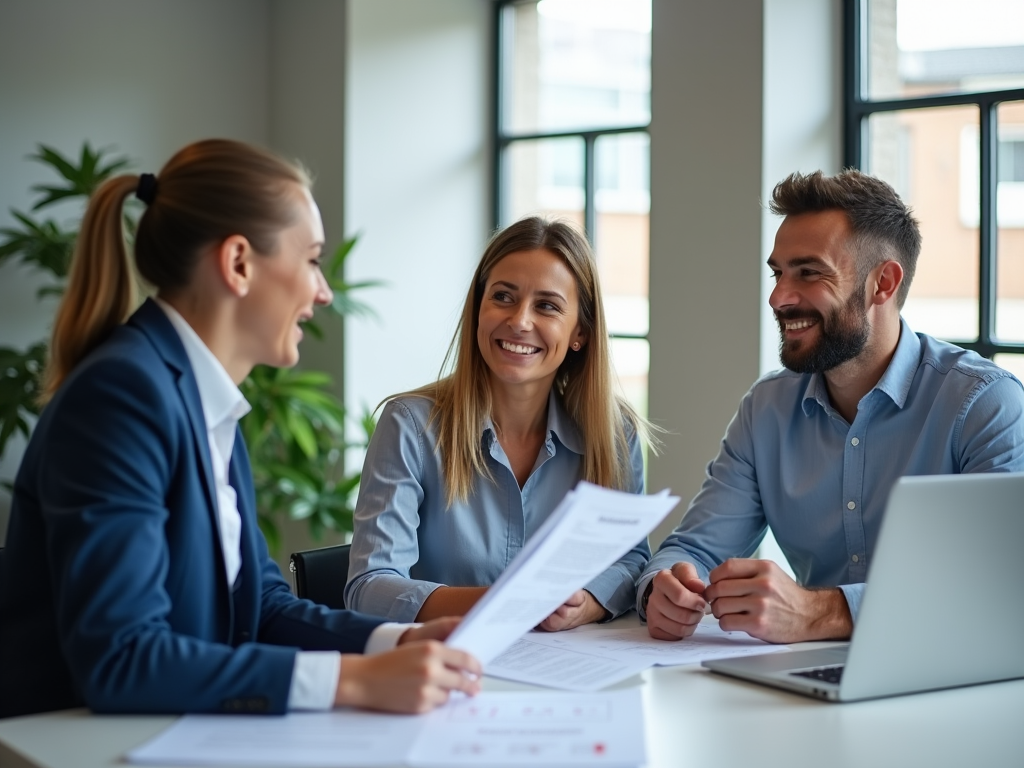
[154,299,407,710]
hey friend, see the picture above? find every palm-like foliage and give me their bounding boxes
[0,143,130,458]
[0,144,381,553]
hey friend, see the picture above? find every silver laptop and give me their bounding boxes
[702,472,1024,702]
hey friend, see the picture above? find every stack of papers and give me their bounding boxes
[128,690,646,768]
[487,619,790,691]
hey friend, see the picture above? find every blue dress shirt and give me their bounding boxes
[641,320,1024,621]
[347,392,650,622]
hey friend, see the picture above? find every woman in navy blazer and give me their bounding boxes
[0,139,480,719]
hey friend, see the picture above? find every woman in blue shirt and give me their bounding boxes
[347,217,653,629]
[0,139,479,719]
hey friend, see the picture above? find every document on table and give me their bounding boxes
[408,689,645,768]
[446,481,679,665]
[127,690,646,768]
[127,709,420,767]
[485,618,790,691]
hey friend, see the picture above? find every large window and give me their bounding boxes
[846,0,1024,377]
[495,0,652,415]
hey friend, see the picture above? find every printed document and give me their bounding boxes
[128,709,419,766]
[486,618,789,691]
[409,689,645,767]
[127,690,645,768]
[445,481,679,664]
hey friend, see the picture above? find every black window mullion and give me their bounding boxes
[979,103,998,349]
[843,0,864,167]
[844,0,1024,364]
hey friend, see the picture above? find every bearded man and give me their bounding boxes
[639,170,1024,644]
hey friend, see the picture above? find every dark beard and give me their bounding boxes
[777,285,869,374]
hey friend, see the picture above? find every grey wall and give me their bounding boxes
[647,0,766,543]
[647,0,841,549]
[0,0,354,565]
[0,0,273,544]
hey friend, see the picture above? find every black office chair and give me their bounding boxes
[289,543,351,610]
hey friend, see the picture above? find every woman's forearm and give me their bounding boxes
[415,586,488,621]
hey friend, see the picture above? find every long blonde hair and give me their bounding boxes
[398,217,652,506]
[43,139,309,401]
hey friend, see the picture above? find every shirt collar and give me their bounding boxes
[482,389,585,456]
[801,316,921,416]
[154,298,251,429]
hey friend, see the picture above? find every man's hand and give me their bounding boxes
[645,563,708,640]
[537,590,609,631]
[705,558,852,643]
[335,638,481,714]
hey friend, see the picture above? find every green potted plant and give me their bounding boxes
[0,143,377,553]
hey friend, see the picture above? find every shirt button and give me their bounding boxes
[852,554,860,563]
[847,501,856,510]
[851,437,860,446]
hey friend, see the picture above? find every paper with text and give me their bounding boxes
[127,691,645,768]
[407,689,645,767]
[485,618,790,691]
[445,482,679,665]
[127,709,419,766]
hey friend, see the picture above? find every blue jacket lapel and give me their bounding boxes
[128,299,226,575]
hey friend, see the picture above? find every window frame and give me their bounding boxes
[843,0,1024,360]
[493,0,651,344]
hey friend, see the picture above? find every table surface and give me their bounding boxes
[3,621,1023,768]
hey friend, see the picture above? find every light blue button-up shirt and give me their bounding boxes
[347,392,650,622]
[641,320,1024,621]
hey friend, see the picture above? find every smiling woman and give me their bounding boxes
[346,216,655,630]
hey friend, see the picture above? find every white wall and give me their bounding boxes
[0,0,273,544]
[344,0,493,421]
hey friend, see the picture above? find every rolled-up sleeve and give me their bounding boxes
[345,401,444,622]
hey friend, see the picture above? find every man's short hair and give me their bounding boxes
[769,169,922,309]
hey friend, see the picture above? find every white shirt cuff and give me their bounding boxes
[287,651,341,711]
[285,624,416,710]
[365,622,418,655]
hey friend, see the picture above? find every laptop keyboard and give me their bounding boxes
[791,665,844,685]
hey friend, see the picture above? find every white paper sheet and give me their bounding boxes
[485,618,789,691]
[127,709,420,766]
[407,689,645,768]
[127,691,646,768]
[446,482,679,665]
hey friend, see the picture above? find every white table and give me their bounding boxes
[3,637,1023,768]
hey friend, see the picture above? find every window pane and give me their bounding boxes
[997,101,1024,342]
[502,0,651,134]
[867,105,980,341]
[993,353,1024,381]
[595,132,649,336]
[866,0,1024,101]
[503,137,584,227]
[609,337,648,418]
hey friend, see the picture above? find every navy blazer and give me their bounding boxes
[0,300,384,718]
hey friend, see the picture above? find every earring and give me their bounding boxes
[571,342,581,351]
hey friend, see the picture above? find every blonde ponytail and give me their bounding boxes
[40,138,310,403]
[42,175,139,403]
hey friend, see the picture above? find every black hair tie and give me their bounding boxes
[135,173,158,205]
